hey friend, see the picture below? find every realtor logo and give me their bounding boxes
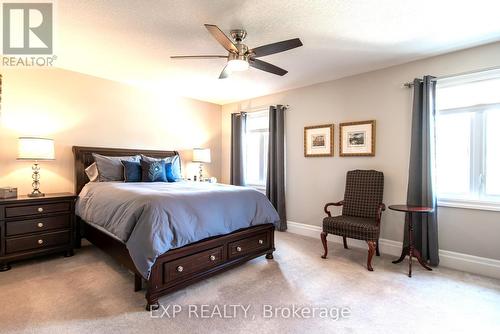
[2,3,53,54]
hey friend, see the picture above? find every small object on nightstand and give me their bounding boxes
[0,193,77,272]
[200,177,215,183]
[17,137,55,197]
[0,187,17,199]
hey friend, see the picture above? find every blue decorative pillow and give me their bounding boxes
[141,160,167,182]
[141,154,182,181]
[165,162,175,182]
[122,160,142,182]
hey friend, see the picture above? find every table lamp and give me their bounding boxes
[17,137,55,197]
[192,148,211,181]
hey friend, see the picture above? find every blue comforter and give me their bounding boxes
[76,182,279,278]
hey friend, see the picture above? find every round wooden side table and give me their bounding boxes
[389,205,434,277]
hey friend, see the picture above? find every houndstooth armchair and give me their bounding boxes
[321,170,385,271]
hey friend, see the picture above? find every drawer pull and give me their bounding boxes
[37,207,44,213]
[37,239,44,245]
[236,246,242,252]
[37,223,44,228]
[176,265,184,272]
[258,239,264,244]
[209,255,216,261]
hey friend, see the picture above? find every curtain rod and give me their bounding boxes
[234,104,290,113]
[402,65,500,88]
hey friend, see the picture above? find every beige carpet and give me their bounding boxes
[0,232,499,334]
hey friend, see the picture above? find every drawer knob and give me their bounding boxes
[209,255,216,261]
[236,246,242,252]
[37,207,44,213]
[38,239,44,245]
[37,222,44,228]
[258,239,264,244]
[176,265,184,272]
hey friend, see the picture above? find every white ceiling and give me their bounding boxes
[55,0,500,104]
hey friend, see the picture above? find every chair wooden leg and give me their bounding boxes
[343,236,348,249]
[367,241,376,271]
[376,239,380,256]
[320,232,328,259]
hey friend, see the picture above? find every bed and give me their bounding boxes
[73,146,277,310]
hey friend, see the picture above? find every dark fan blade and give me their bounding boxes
[204,24,238,53]
[219,65,230,79]
[249,58,287,76]
[251,38,303,58]
[171,55,228,59]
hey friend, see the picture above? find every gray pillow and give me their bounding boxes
[92,153,140,182]
[141,154,182,181]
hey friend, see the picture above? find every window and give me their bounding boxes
[435,69,500,210]
[245,110,269,188]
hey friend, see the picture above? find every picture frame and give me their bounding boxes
[339,120,376,157]
[304,124,334,157]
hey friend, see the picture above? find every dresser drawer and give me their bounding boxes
[5,215,71,237]
[6,230,70,254]
[5,202,70,218]
[228,232,270,259]
[163,246,224,284]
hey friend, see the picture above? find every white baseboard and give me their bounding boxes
[286,221,500,280]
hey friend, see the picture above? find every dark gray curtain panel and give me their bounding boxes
[266,105,287,231]
[230,112,247,186]
[405,76,440,266]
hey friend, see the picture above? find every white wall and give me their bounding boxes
[221,42,500,261]
[0,68,222,195]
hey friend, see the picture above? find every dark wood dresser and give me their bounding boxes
[0,193,76,271]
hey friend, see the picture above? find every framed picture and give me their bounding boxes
[339,120,376,156]
[304,124,334,157]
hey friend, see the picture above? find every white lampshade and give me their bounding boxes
[192,148,211,163]
[17,137,55,160]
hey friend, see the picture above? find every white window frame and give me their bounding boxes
[244,110,269,192]
[436,71,500,211]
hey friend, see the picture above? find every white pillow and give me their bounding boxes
[85,162,99,182]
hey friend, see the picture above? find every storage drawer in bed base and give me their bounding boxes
[81,219,275,311]
[148,224,275,294]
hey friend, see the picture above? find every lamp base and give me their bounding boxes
[27,191,45,198]
[28,162,44,197]
[199,163,204,182]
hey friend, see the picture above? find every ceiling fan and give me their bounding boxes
[171,24,303,79]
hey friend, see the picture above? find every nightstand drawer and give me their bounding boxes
[5,215,71,237]
[6,230,70,254]
[5,202,70,218]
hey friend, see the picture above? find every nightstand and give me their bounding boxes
[0,193,76,271]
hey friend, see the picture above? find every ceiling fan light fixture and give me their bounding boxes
[227,59,249,72]
[171,24,303,78]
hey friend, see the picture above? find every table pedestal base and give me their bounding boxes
[393,246,432,277]
[393,211,433,277]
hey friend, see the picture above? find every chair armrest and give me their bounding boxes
[376,203,386,224]
[324,201,344,217]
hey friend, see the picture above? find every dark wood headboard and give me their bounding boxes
[72,146,180,195]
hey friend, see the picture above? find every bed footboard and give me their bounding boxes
[82,220,275,310]
[145,223,275,310]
